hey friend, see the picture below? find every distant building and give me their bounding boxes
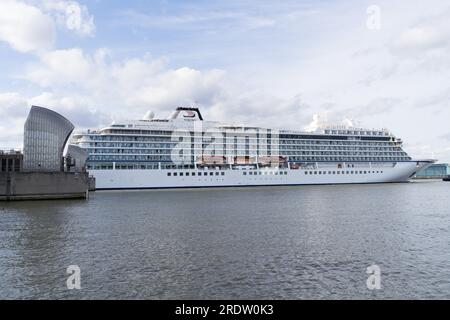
[23,106,75,172]
[415,163,450,179]
[0,150,23,172]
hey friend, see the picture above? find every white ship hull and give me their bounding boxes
[90,161,433,190]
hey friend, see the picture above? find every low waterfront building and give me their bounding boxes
[415,163,450,179]
[0,150,23,172]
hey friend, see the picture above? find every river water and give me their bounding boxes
[1,180,449,299]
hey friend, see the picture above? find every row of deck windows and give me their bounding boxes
[84,140,396,148]
[289,156,410,162]
[243,171,288,176]
[87,154,409,163]
[305,170,384,175]
[102,129,389,136]
[168,171,225,177]
[84,132,391,142]
[86,150,407,158]
[165,170,383,177]
[85,146,405,154]
[166,171,290,177]
[280,146,402,151]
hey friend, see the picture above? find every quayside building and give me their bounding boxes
[415,163,450,179]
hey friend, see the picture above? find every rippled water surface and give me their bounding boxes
[1,181,449,299]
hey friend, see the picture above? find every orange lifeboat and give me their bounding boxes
[234,156,255,165]
[258,156,287,166]
[197,156,227,165]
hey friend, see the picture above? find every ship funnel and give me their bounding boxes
[169,107,204,121]
[143,111,155,120]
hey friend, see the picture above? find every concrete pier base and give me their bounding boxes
[0,172,89,201]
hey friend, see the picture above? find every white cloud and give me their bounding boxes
[0,92,29,148]
[390,6,450,56]
[117,8,277,32]
[19,46,306,132]
[0,0,55,53]
[26,48,92,86]
[130,67,226,111]
[393,27,447,52]
[22,47,227,121]
[304,114,322,132]
[41,0,95,36]
[0,92,29,119]
[0,0,96,54]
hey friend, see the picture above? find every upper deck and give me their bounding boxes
[71,107,412,166]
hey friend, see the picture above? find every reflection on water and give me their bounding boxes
[1,181,450,299]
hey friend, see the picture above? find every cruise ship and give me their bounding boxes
[72,107,435,190]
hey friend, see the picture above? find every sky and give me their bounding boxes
[1,0,450,162]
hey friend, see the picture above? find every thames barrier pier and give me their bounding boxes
[0,106,91,201]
